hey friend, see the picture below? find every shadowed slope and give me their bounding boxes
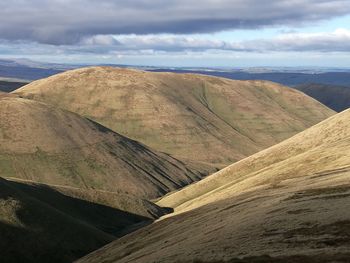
[0,96,203,199]
[296,83,350,112]
[0,177,116,263]
[7,178,169,222]
[0,80,27,92]
[0,177,170,263]
[78,110,350,263]
[14,67,334,167]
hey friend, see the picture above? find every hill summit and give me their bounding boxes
[15,67,335,168]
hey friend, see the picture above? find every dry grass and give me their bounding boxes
[159,109,350,212]
[0,96,204,199]
[78,110,350,263]
[14,67,334,168]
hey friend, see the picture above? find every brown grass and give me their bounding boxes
[14,67,334,168]
[0,96,204,199]
[77,110,350,263]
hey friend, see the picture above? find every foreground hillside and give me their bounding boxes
[78,110,350,263]
[0,95,203,199]
[0,177,168,263]
[14,67,334,168]
[296,83,350,112]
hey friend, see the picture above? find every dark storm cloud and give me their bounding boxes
[1,0,350,44]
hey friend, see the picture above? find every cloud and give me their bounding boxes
[2,29,350,61]
[0,0,350,44]
[81,35,120,46]
[266,28,350,52]
[77,29,350,53]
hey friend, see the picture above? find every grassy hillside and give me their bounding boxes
[7,177,169,221]
[78,110,350,263]
[0,95,203,199]
[14,67,334,168]
[0,177,169,263]
[296,83,350,112]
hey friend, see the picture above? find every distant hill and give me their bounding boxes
[78,109,350,263]
[0,64,62,80]
[296,83,350,112]
[0,79,28,92]
[150,68,350,87]
[14,67,334,169]
[0,94,203,199]
[2,58,350,87]
[0,177,168,263]
[0,58,77,80]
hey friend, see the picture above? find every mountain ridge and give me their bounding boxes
[14,66,335,168]
[0,95,203,199]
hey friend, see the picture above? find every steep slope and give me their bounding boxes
[0,177,168,263]
[78,110,350,263]
[14,67,334,168]
[296,83,350,112]
[0,96,202,199]
[0,177,112,263]
[7,177,168,221]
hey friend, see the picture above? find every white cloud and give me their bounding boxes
[2,29,350,63]
[81,35,120,46]
[79,29,350,53]
[269,28,350,51]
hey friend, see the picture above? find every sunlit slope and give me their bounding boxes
[0,96,202,199]
[78,110,350,263]
[14,67,334,167]
[159,109,350,212]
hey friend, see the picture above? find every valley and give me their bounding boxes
[2,1,350,262]
[0,67,348,263]
[78,107,350,263]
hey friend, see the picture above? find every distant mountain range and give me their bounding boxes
[149,68,350,87]
[0,79,28,92]
[1,58,350,87]
[0,58,75,81]
[1,58,349,113]
[296,83,350,112]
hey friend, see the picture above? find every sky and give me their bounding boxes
[1,0,350,67]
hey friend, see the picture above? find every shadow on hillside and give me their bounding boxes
[7,180,154,236]
[0,221,81,263]
[0,178,156,263]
